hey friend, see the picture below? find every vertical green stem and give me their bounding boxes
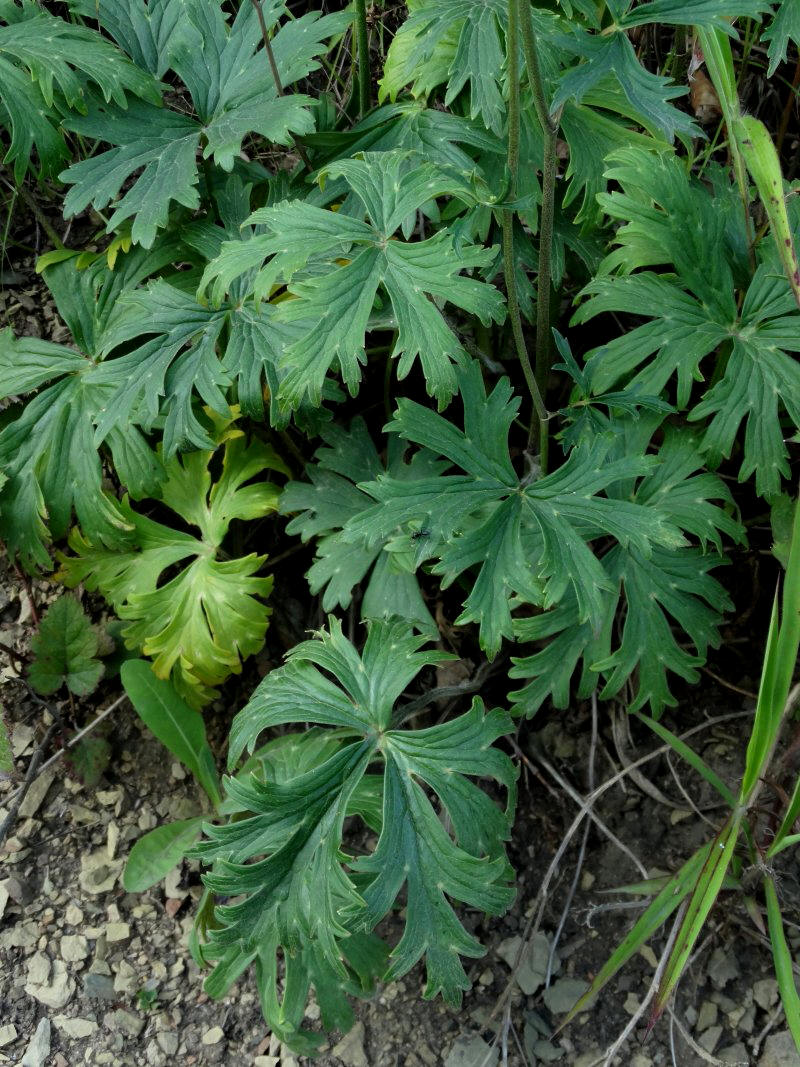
[518,0,560,470]
[697,27,755,272]
[354,0,371,118]
[250,0,312,170]
[503,0,548,437]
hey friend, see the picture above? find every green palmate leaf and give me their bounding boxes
[614,0,771,29]
[0,0,160,179]
[66,0,185,77]
[379,0,508,134]
[194,619,516,1050]
[200,152,504,410]
[0,246,179,570]
[28,595,104,697]
[510,421,743,717]
[574,147,800,497]
[553,32,698,143]
[60,0,350,246]
[59,433,286,706]
[345,363,682,659]
[123,817,205,893]
[280,417,446,635]
[303,100,503,174]
[121,660,221,804]
[764,0,800,76]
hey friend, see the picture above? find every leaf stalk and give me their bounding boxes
[354,0,371,118]
[518,0,561,469]
[503,0,548,449]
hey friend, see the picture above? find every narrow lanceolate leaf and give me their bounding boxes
[195,619,515,1051]
[739,493,800,801]
[59,435,285,706]
[121,660,221,806]
[346,363,681,660]
[200,152,505,410]
[558,843,713,1029]
[28,596,104,697]
[60,1,350,246]
[575,147,800,496]
[280,418,444,635]
[123,817,205,892]
[734,114,800,309]
[653,814,742,1020]
[764,876,800,1052]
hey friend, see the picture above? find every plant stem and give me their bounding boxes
[503,0,548,438]
[0,170,64,250]
[249,0,313,171]
[697,27,755,272]
[518,0,560,470]
[354,0,371,118]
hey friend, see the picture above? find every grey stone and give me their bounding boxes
[696,1000,718,1032]
[156,1031,179,1055]
[698,1025,723,1053]
[0,1024,17,1047]
[103,1009,145,1039]
[25,955,75,1010]
[81,973,116,1001]
[707,947,739,990]
[543,977,589,1015]
[718,1043,749,1065]
[60,934,89,962]
[21,1018,51,1067]
[53,1015,98,1039]
[202,1026,224,1046]
[754,978,780,1011]
[332,1022,368,1067]
[532,1038,564,1062]
[759,1031,800,1067]
[18,769,55,818]
[444,1035,499,1067]
[497,932,559,995]
[1,873,34,904]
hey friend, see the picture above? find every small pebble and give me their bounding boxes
[202,1026,224,1046]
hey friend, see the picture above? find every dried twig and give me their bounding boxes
[545,691,599,984]
[249,0,313,171]
[0,717,61,849]
[1,693,128,814]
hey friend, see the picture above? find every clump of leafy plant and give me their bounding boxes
[194,617,516,1052]
[58,428,286,706]
[2,0,800,1055]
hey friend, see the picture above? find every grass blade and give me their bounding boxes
[556,843,712,1030]
[764,876,800,1051]
[635,713,737,809]
[652,813,741,1021]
